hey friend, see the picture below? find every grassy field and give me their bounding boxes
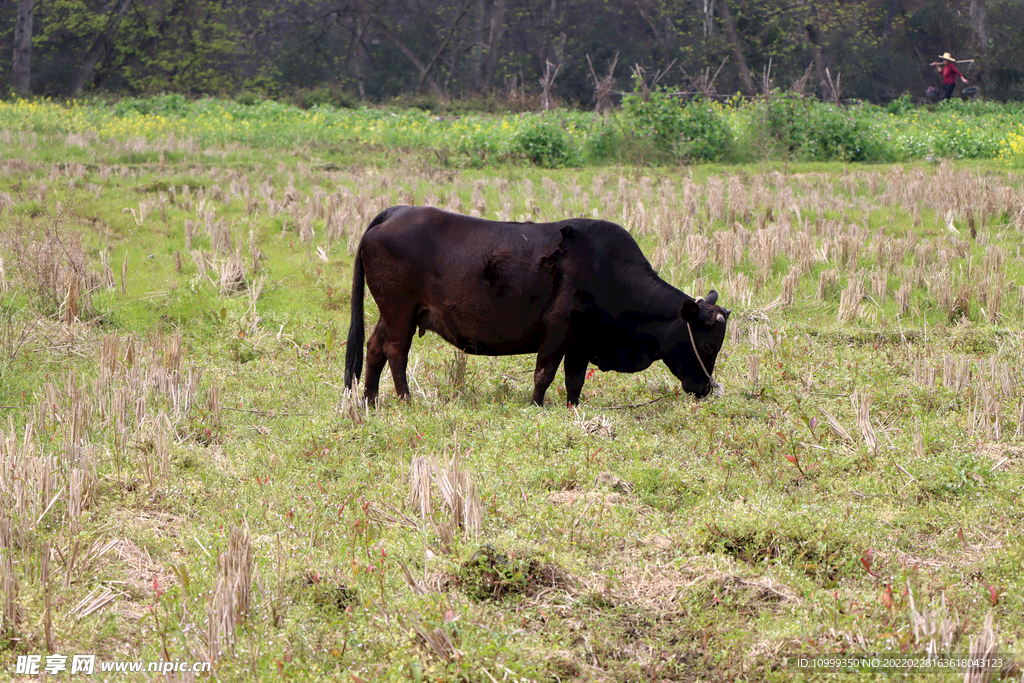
[1,120,1024,682]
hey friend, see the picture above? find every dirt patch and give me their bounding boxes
[549,560,801,681]
[204,444,237,476]
[977,443,1024,471]
[596,471,633,493]
[610,562,799,611]
[112,537,174,597]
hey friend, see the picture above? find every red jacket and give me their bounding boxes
[942,62,964,85]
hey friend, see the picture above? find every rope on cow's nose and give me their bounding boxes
[691,298,721,384]
[685,320,714,383]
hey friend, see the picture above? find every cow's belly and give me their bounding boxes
[418,306,544,356]
[415,275,559,356]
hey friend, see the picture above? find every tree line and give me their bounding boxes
[2,0,1022,106]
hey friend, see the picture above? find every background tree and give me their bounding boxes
[0,0,1021,102]
[66,0,132,96]
[11,0,33,93]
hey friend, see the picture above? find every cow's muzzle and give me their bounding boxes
[682,379,720,399]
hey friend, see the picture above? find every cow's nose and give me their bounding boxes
[681,378,713,398]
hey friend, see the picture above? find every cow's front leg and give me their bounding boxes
[531,346,565,406]
[563,354,588,406]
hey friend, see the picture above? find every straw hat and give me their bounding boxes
[939,52,956,62]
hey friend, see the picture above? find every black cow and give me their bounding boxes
[344,206,730,406]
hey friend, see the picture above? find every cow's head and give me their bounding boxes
[665,290,730,398]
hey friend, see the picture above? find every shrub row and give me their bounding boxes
[452,93,1024,167]
[1,94,1022,167]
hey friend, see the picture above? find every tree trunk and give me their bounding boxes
[634,0,676,64]
[413,0,475,95]
[345,9,376,101]
[467,0,485,87]
[12,0,34,94]
[805,23,829,99]
[352,43,366,101]
[970,0,988,56]
[369,18,445,98]
[703,0,714,36]
[476,0,506,92]
[718,0,753,96]
[67,0,133,97]
[880,0,900,49]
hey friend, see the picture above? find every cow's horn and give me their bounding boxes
[716,313,726,323]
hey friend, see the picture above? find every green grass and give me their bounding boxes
[1,123,1023,681]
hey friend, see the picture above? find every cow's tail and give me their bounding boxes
[344,207,398,390]
[343,248,366,390]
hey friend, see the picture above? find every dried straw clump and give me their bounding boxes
[896,284,912,317]
[444,349,468,394]
[434,452,483,537]
[962,611,1020,682]
[780,267,800,307]
[66,452,97,534]
[411,621,461,662]
[0,419,59,541]
[978,245,1006,323]
[747,355,760,385]
[837,275,865,323]
[297,206,315,243]
[340,384,366,424]
[92,332,202,438]
[218,253,246,295]
[712,228,746,271]
[41,540,52,652]
[966,356,1012,440]
[207,525,255,663]
[573,410,617,439]
[0,224,100,320]
[0,516,19,643]
[817,269,839,301]
[408,456,434,519]
[852,390,877,452]
[407,450,483,544]
[907,588,961,657]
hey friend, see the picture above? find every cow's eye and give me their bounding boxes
[702,341,715,354]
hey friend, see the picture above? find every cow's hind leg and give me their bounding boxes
[363,321,388,405]
[563,354,589,407]
[383,310,417,401]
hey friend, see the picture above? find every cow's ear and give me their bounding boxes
[679,297,701,323]
[704,290,719,306]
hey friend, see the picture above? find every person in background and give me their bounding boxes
[934,52,968,100]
